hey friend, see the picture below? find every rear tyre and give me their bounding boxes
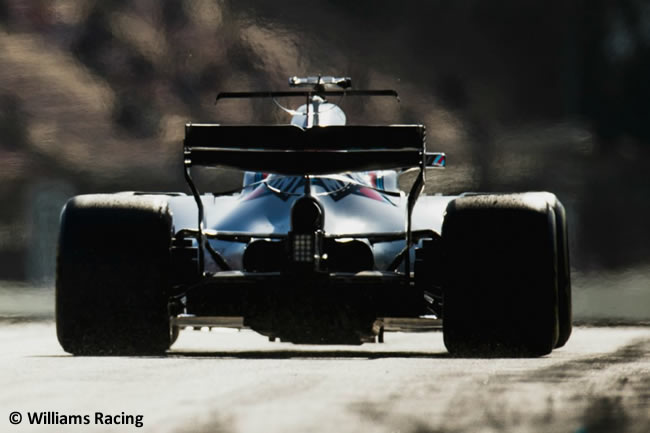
[442,193,560,357]
[56,195,174,355]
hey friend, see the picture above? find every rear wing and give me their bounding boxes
[182,123,443,278]
[184,124,426,175]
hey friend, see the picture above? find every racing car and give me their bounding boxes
[55,76,572,357]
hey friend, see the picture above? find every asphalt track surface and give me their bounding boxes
[1,323,648,433]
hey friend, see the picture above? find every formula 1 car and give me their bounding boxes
[56,76,572,357]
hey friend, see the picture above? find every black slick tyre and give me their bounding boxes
[56,194,174,355]
[442,193,560,357]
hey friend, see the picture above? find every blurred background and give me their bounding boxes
[0,0,648,321]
